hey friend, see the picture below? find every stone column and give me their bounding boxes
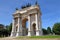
[39,15,43,35]
[16,16,22,36]
[28,15,31,36]
[11,18,16,37]
[35,14,40,36]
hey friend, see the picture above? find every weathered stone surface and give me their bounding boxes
[11,5,42,37]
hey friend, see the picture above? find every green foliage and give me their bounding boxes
[6,23,12,35]
[0,23,12,37]
[42,28,48,35]
[8,23,12,32]
[47,27,52,34]
[0,29,9,37]
[0,24,4,26]
[52,23,60,35]
[0,24,4,29]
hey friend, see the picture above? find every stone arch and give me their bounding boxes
[11,5,43,37]
[22,18,28,36]
[32,23,36,36]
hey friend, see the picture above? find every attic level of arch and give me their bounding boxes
[13,5,40,19]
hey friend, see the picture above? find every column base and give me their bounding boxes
[10,32,16,37]
[16,32,22,37]
[36,30,42,36]
[28,31,31,36]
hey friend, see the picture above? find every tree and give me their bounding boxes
[8,23,12,32]
[0,29,3,37]
[0,24,5,37]
[42,28,48,35]
[47,27,52,34]
[52,23,60,35]
[6,23,12,35]
[0,24,4,29]
[0,23,12,37]
[2,29,9,37]
[0,28,9,37]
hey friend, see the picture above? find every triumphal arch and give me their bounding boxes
[11,4,42,37]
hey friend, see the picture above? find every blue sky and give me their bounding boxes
[0,0,60,29]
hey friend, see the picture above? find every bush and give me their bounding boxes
[42,28,48,35]
[52,23,60,35]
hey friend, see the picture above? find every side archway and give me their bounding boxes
[32,23,36,36]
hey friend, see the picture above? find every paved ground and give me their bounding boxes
[0,37,60,40]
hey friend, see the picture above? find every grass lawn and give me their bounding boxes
[17,35,60,38]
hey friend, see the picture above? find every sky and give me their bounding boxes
[0,0,60,29]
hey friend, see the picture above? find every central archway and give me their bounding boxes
[22,18,28,36]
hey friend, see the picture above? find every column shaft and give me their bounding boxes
[39,16,43,35]
[35,14,40,36]
[11,19,16,37]
[16,17,22,36]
